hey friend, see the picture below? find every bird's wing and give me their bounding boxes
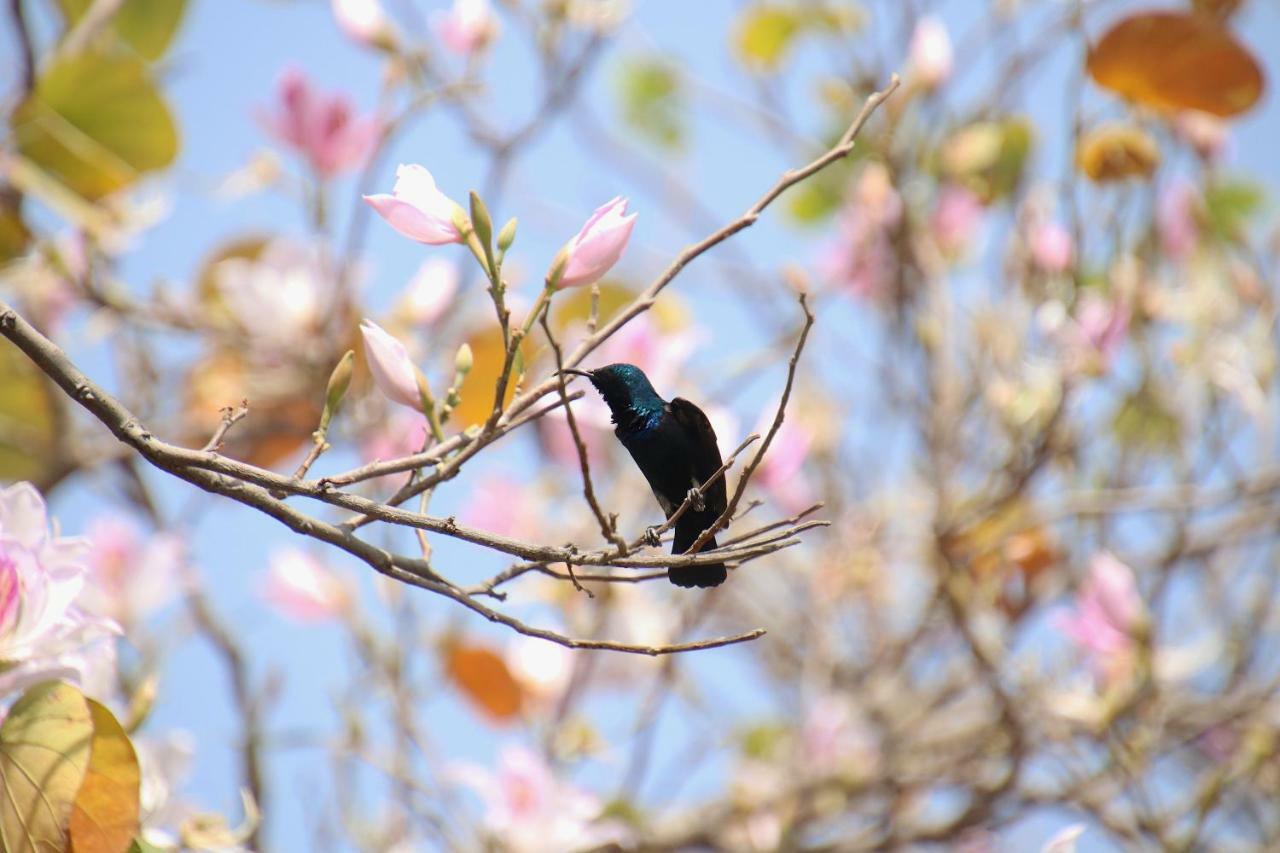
[669,397,728,516]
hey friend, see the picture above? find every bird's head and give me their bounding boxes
[560,362,663,418]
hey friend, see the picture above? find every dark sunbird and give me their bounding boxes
[562,363,728,588]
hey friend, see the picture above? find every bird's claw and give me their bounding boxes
[686,487,706,513]
[643,526,662,547]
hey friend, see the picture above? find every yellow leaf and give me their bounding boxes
[1076,123,1161,182]
[733,4,800,71]
[451,325,531,429]
[0,681,94,853]
[1087,11,1263,117]
[11,52,178,201]
[443,642,524,723]
[56,0,189,61]
[69,700,141,853]
[0,339,66,489]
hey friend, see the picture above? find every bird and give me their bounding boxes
[560,363,728,588]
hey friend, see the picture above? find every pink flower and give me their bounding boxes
[1174,110,1228,160]
[908,16,953,88]
[450,746,627,853]
[398,258,459,326]
[556,197,637,289]
[0,482,119,699]
[432,0,499,55]
[262,548,350,622]
[364,164,465,245]
[929,184,984,257]
[460,476,542,541]
[1158,180,1200,261]
[1057,552,1143,674]
[819,164,902,299]
[1042,824,1087,853]
[215,240,330,349]
[755,416,817,513]
[1075,294,1129,362]
[262,68,379,179]
[360,318,422,410]
[332,0,393,47]
[82,514,185,624]
[1030,221,1074,273]
[361,409,430,463]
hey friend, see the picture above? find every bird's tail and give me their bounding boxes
[669,518,727,588]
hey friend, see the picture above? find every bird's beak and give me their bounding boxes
[557,368,593,380]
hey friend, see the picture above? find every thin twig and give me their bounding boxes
[201,399,250,453]
[540,307,629,553]
[688,290,815,554]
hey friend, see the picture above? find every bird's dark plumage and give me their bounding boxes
[570,363,728,588]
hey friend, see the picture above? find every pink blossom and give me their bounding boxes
[432,0,500,55]
[820,164,902,299]
[82,514,185,624]
[1174,110,1228,160]
[799,694,878,778]
[360,318,422,410]
[215,240,330,349]
[1158,180,1200,261]
[908,16,953,88]
[364,164,465,245]
[399,258,459,326]
[450,746,626,853]
[0,482,119,699]
[361,409,430,463]
[262,548,350,623]
[262,68,379,179]
[755,415,817,513]
[556,197,637,289]
[460,476,542,541]
[929,184,984,257]
[1057,552,1143,673]
[332,0,393,47]
[1030,221,1074,273]
[1074,294,1129,362]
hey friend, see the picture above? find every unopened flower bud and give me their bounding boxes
[455,342,474,375]
[497,217,518,252]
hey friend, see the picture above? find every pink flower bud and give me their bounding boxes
[1030,221,1074,273]
[363,164,465,245]
[360,318,421,410]
[433,0,500,55]
[262,548,350,623]
[332,0,392,47]
[1056,552,1143,676]
[557,196,637,289]
[908,16,953,88]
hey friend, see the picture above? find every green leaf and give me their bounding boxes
[617,57,684,150]
[55,0,188,61]
[1112,387,1180,450]
[0,681,94,853]
[0,339,65,489]
[941,117,1034,202]
[1203,179,1265,243]
[127,840,165,853]
[786,173,844,224]
[0,194,32,262]
[733,4,801,71]
[69,700,142,853]
[12,52,178,201]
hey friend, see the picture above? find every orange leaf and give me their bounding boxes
[443,643,524,723]
[452,325,532,429]
[1076,123,1160,182]
[69,699,141,853]
[1087,11,1263,117]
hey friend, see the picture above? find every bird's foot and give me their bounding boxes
[643,526,663,548]
[686,487,706,513]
